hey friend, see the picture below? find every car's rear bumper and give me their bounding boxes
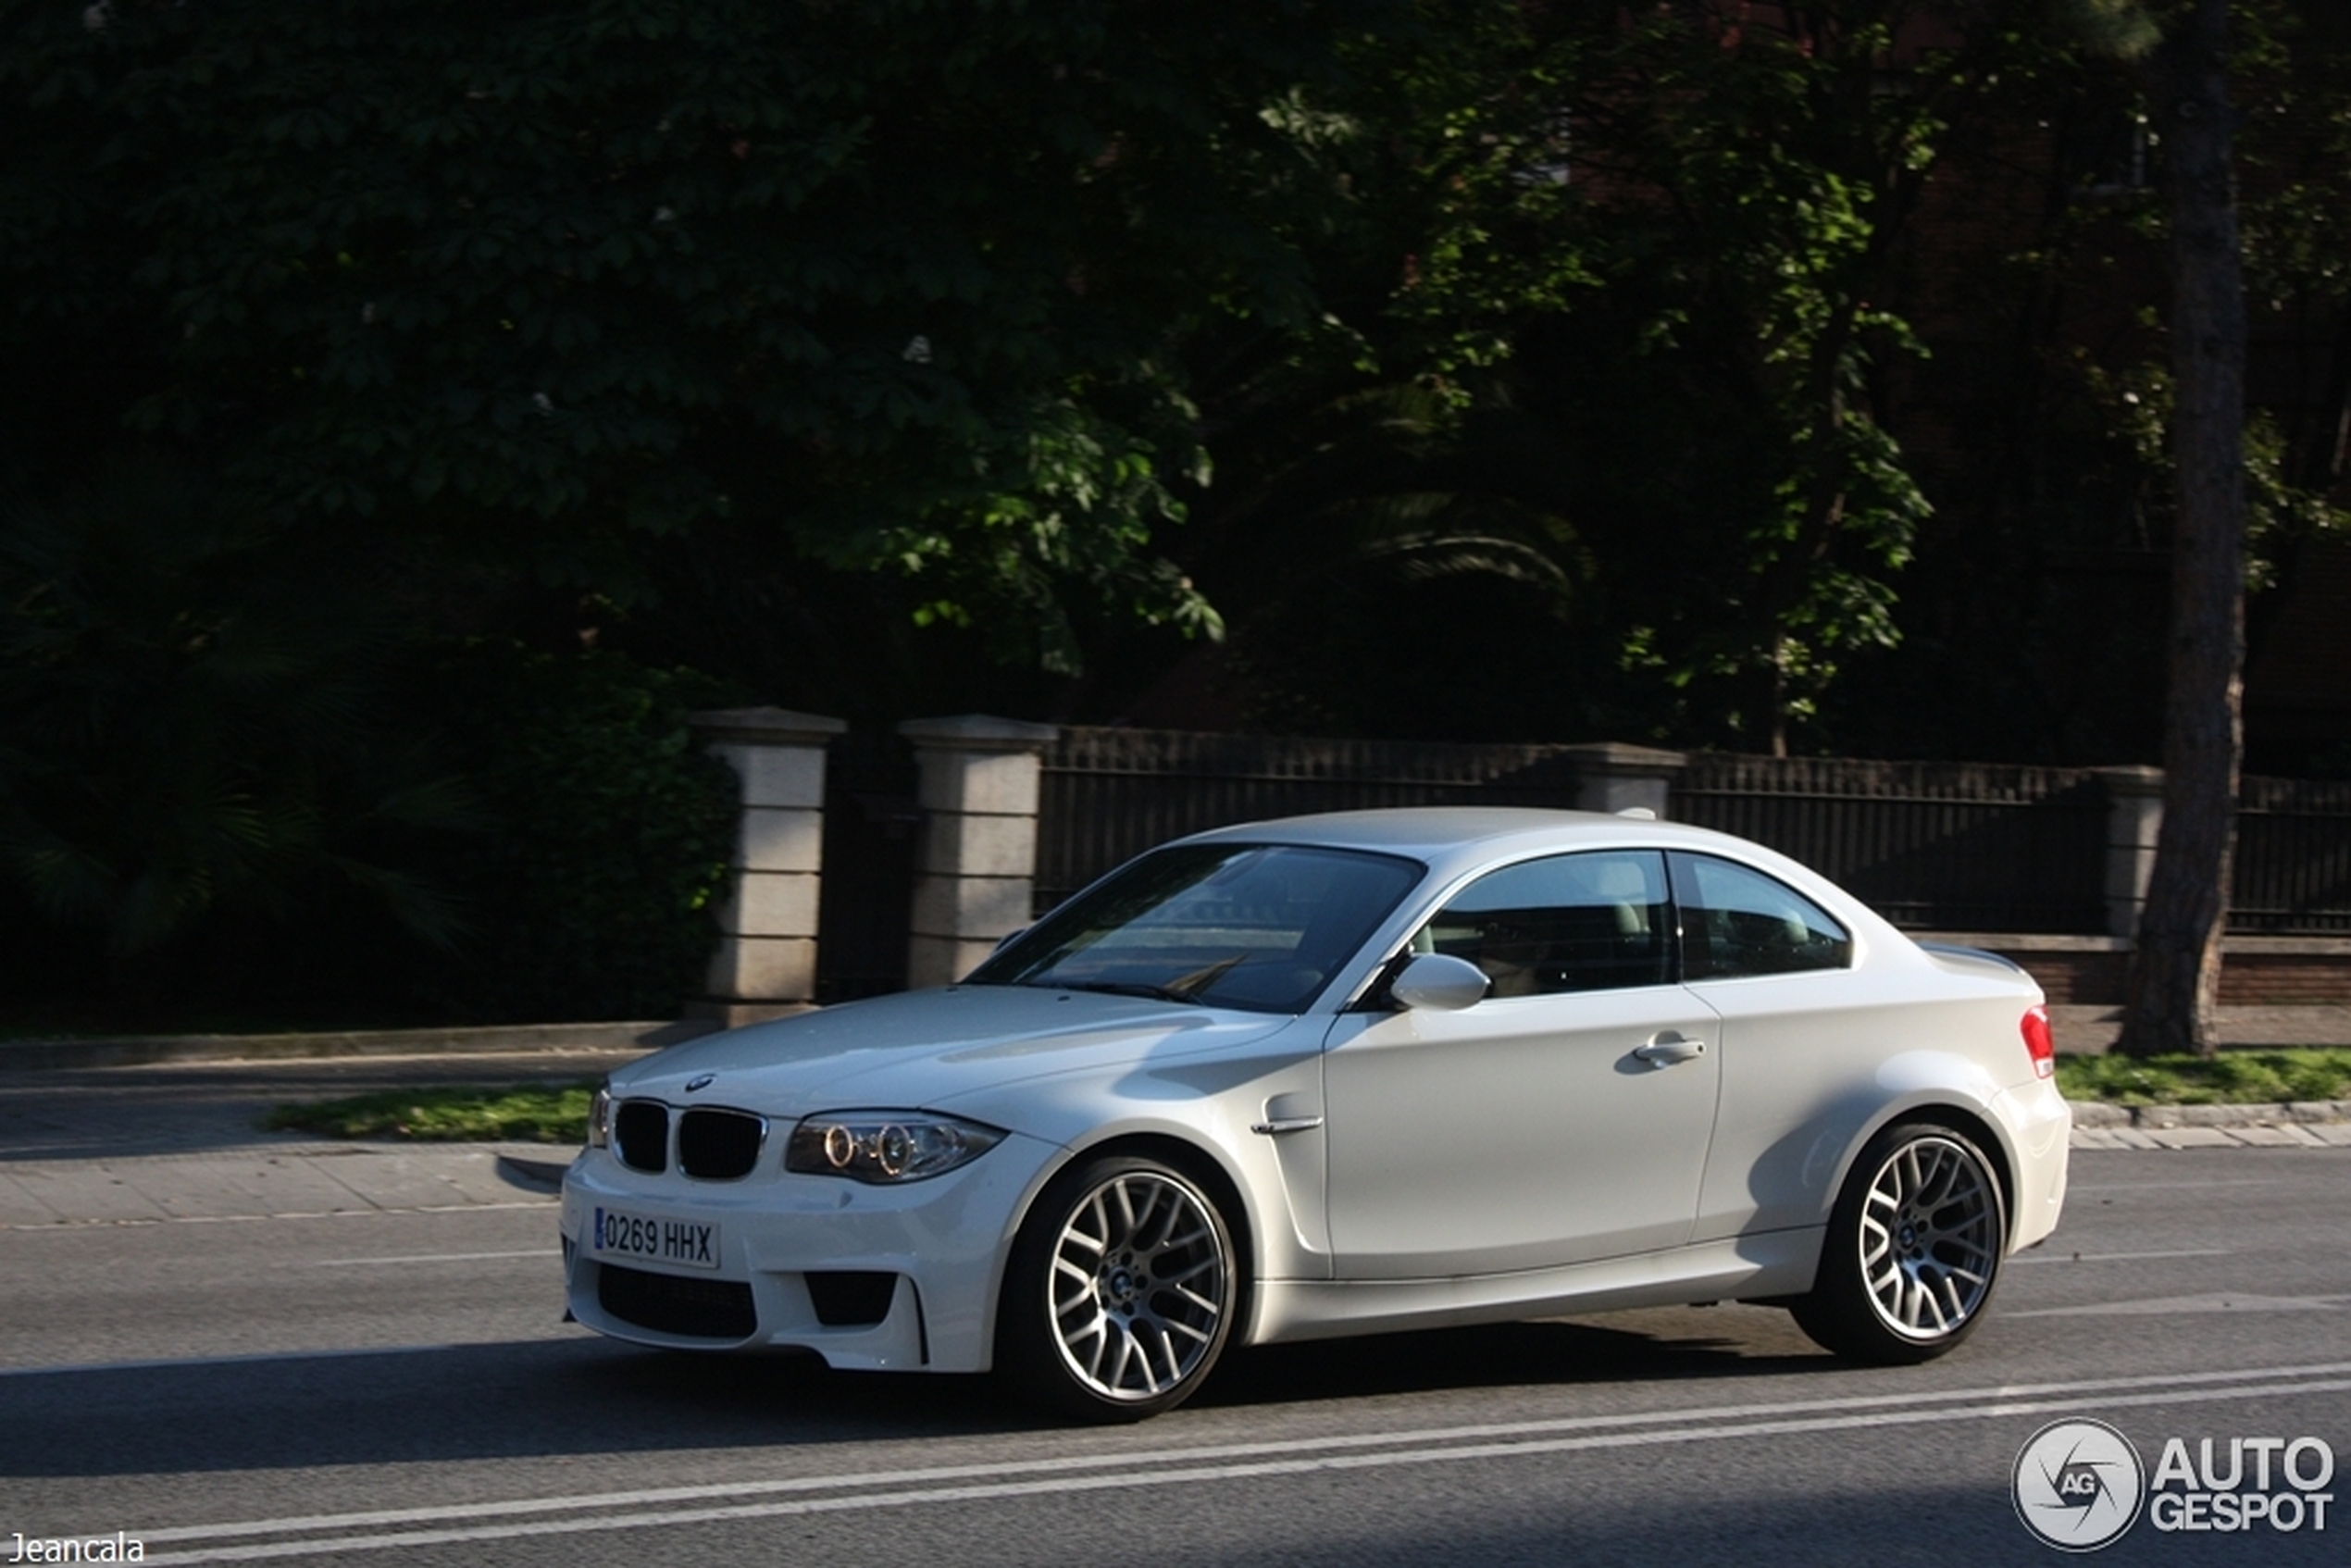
[1998,1075,2071,1253]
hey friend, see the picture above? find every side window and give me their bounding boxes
[1671,852,1851,980]
[1418,851,1672,997]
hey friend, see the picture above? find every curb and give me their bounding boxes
[0,1019,718,1072]
[494,1153,571,1192]
[2066,1098,2351,1129]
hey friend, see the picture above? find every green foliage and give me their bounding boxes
[2,0,1398,669]
[419,643,740,1022]
[2056,0,2167,60]
[1199,1,1977,752]
[2057,1048,2351,1104]
[2071,354,2345,591]
[6,0,2351,895]
[264,1080,597,1142]
[0,467,738,1022]
[0,467,477,972]
[1552,3,1971,751]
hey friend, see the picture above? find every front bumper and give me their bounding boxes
[559,1128,1063,1373]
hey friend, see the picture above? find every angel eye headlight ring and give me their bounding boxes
[786,1113,1005,1184]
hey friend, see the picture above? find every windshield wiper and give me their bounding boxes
[1039,979,1204,1005]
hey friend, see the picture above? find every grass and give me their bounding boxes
[2055,1048,2351,1106]
[264,1082,597,1142]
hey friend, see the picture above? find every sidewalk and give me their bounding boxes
[0,1140,575,1227]
[0,1048,629,1228]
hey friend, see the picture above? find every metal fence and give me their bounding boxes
[2234,776,2351,934]
[1034,728,1587,911]
[1671,754,2109,934]
[1033,727,2351,937]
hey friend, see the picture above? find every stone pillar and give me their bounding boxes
[2095,765,2166,940]
[690,706,848,1025]
[1561,742,1689,819]
[901,715,1059,989]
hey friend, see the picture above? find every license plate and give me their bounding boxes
[591,1205,721,1271]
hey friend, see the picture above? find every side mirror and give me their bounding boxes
[1388,952,1490,1012]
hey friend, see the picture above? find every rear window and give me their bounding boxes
[1671,852,1851,979]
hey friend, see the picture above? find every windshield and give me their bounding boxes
[968,843,1425,1013]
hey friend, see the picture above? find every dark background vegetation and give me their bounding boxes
[3,1,2345,1027]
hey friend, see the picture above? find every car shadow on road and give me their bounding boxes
[1199,1303,1833,1411]
[0,1304,1857,1479]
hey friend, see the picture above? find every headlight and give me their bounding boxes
[588,1086,612,1149]
[785,1113,1004,1184]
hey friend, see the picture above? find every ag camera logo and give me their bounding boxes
[2014,1419,2146,1552]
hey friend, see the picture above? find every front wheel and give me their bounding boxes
[997,1155,1238,1421]
[1790,1122,2006,1364]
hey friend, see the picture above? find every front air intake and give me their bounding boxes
[597,1263,756,1339]
[805,1271,899,1327]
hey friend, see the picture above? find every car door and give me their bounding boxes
[1666,850,1889,1244]
[1322,849,1723,1280]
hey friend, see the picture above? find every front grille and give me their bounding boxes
[678,1108,766,1180]
[806,1271,899,1327]
[598,1263,757,1339]
[614,1101,669,1173]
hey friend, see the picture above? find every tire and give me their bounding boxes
[1789,1121,2007,1364]
[997,1154,1238,1421]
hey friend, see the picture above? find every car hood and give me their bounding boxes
[607,985,1297,1118]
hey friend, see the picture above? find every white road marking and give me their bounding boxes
[307,1250,561,1267]
[3,1199,554,1232]
[2010,1248,2233,1265]
[2067,1178,2289,1192]
[116,1360,2351,1563]
[2011,1292,2348,1316]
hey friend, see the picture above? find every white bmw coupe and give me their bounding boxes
[561,808,2070,1419]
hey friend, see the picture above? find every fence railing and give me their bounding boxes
[1034,728,1588,911]
[1671,754,2108,934]
[1032,727,2351,938]
[2234,776,2351,934]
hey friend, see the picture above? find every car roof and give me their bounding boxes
[1177,806,1757,865]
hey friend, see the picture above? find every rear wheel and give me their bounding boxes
[1790,1122,2005,1363]
[997,1154,1238,1421]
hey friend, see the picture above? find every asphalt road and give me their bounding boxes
[3,1146,2345,1567]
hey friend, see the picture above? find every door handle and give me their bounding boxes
[1634,1034,1708,1067]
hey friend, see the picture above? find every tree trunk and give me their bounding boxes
[2119,0,2246,1060]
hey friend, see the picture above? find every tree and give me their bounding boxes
[2074,0,2249,1058]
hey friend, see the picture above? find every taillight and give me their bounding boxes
[2021,1004,2056,1079]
